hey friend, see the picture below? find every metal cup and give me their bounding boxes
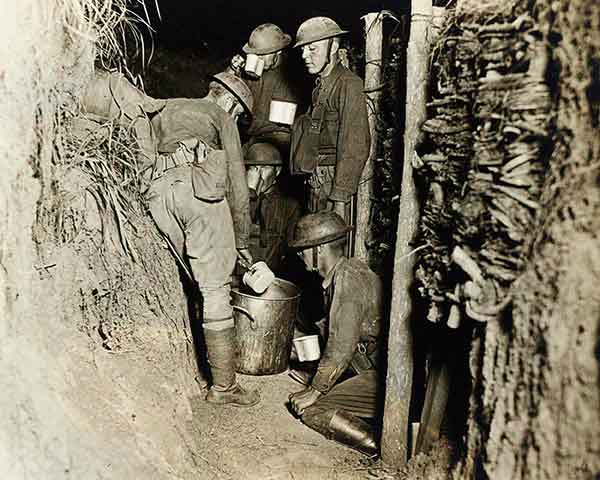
[268,100,297,125]
[242,261,275,294]
[244,54,265,78]
[292,335,321,362]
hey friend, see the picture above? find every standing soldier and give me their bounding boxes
[290,17,370,224]
[288,212,384,456]
[231,23,304,164]
[145,72,259,407]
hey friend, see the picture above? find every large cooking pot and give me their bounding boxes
[231,278,300,375]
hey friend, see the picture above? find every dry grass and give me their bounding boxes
[66,119,145,261]
[29,0,159,259]
[61,0,158,67]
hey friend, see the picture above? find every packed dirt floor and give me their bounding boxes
[88,344,392,480]
[186,373,388,479]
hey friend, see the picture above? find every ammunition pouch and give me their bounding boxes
[290,67,343,175]
[350,341,378,375]
[290,113,321,174]
[191,149,228,202]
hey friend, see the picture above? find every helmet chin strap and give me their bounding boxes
[315,38,334,76]
[311,246,319,273]
[226,97,238,117]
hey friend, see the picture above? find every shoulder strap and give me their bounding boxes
[311,66,344,119]
[315,65,344,112]
[308,65,345,135]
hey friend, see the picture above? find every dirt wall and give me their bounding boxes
[454,0,600,478]
[0,2,202,478]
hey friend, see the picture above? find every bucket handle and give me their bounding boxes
[232,305,257,330]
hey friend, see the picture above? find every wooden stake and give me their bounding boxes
[416,354,452,454]
[381,2,446,467]
[354,12,384,261]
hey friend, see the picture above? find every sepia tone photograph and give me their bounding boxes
[0,0,598,478]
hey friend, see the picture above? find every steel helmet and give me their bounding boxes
[289,212,353,249]
[243,23,292,55]
[245,142,283,165]
[294,17,348,48]
[211,72,254,114]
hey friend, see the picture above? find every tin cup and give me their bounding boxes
[268,100,297,125]
[292,335,321,362]
[244,54,265,78]
[242,261,275,294]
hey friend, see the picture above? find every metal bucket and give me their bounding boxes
[231,278,300,375]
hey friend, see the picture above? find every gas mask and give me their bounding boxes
[299,246,319,273]
[244,54,265,78]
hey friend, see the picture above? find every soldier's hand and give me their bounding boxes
[315,317,327,338]
[289,386,322,416]
[237,248,254,268]
[230,54,245,73]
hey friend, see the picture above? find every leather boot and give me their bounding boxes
[327,410,378,456]
[203,327,260,407]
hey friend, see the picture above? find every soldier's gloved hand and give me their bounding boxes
[230,54,246,74]
[289,386,322,416]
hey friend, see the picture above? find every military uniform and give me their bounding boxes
[291,62,370,213]
[145,98,250,327]
[303,256,383,422]
[248,180,301,275]
[245,62,302,150]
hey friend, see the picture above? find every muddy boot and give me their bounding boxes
[203,327,260,407]
[303,407,378,456]
[328,410,378,456]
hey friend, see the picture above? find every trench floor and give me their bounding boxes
[187,371,396,480]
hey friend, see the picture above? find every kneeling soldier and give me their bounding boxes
[288,212,384,455]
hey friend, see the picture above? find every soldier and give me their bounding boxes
[231,23,304,163]
[245,143,301,276]
[290,17,370,223]
[288,212,384,455]
[145,72,259,407]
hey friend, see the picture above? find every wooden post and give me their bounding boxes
[354,12,383,261]
[416,355,451,454]
[381,0,438,467]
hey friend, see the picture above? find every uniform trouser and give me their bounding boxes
[145,166,237,328]
[302,369,379,429]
